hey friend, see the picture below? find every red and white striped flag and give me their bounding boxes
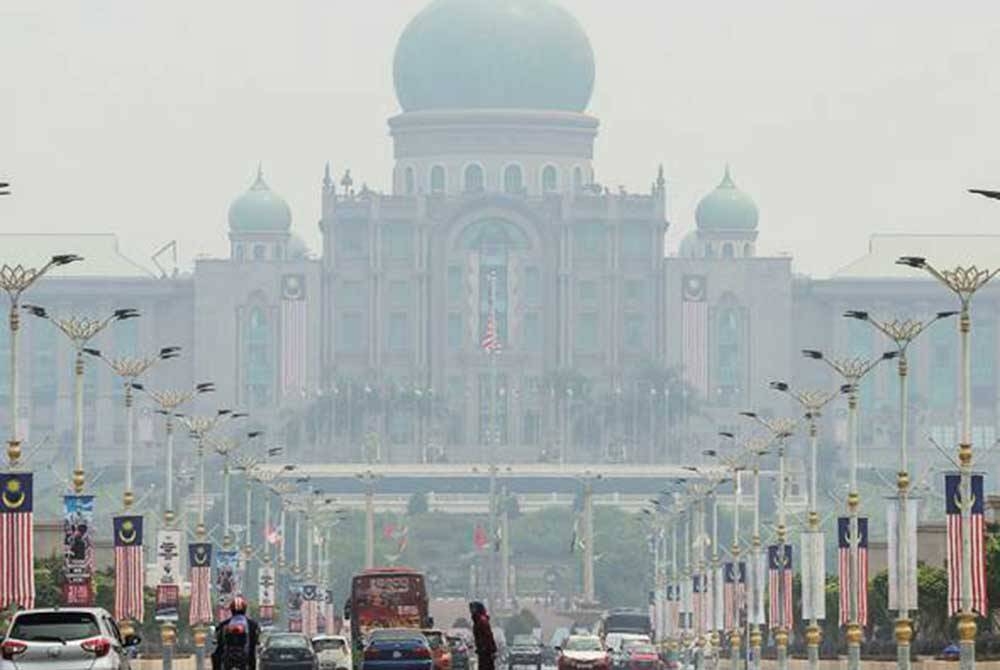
[0,473,34,609]
[946,474,987,616]
[280,274,308,397]
[665,583,679,637]
[837,517,869,626]
[768,545,793,632]
[723,562,745,631]
[681,276,709,395]
[481,309,500,352]
[188,543,213,625]
[302,584,319,636]
[113,515,144,622]
[324,589,336,635]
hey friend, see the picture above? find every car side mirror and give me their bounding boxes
[124,634,142,647]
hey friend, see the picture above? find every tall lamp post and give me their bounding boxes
[86,346,181,509]
[769,382,845,670]
[896,256,1000,670]
[25,306,139,493]
[740,414,796,670]
[0,255,82,465]
[357,469,379,569]
[844,309,956,670]
[802,349,896,670]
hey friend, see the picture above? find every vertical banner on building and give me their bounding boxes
[324,589,336,635]
[280,274,308,397]
[0,472,35,609]
[288,580,303,632]
[681,275,709,395]
[63,495,95,606]
[216,548,240,621]
[945,474,987,616]
[837,517,869,626]
[113,515,144,622]
[258,564,276,629]
[302,583,319,637]
[155,530,182,621]
[664,583,678,638]
[188,542,213,626]
[800,530,826,621]
[887,496,919,611]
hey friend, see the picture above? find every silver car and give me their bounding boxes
[1,607,139,669]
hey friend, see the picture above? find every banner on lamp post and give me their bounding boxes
[887,496,919,611]
[154,529,182,621]
[800,530,826,621]
[62,495,95,606]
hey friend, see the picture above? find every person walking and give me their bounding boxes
[212,595,261,670]
[470,601,497,670]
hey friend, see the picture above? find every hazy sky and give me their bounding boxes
[4,1,1000,276]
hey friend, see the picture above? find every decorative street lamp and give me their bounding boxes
[896,256,1000,670]
[0,254,82,466]
[802,349,897,670]
[844,309,956,670]
[86,346,181,509]
[770,381,846,670]
[357,469,379,569]
[180,410,248,539]
[740,413,796,670]
[24,305,139,493]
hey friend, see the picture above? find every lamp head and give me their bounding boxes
[23,304,47,318]
[113,308,140,320]
[739,411,758,419]
[936,311,959,320]
[840,384,853,394]
[232,412,248,419]
[718,431,735,439]
[801,349,823,360]
[896,256,927,269]
[131,382,144,391]
[196,382,215,393]
[217,409,232,416]
[82,347,101,358]
[702,449,718,457]
[51,254,83,266]
[769,381,789,392]
[882,351,900,361]
[844,310,869,321]
[248,431,264,439]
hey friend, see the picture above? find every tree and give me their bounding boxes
[408,491,429,516]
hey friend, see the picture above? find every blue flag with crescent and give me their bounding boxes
[0,472,33,513]
[113,516,143,547]
[946,473,984,515]
[189,542,212,568]
[837,517,869,548]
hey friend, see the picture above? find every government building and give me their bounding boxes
[4,0,998,492]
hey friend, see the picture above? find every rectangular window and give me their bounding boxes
[387,312,409,351]
[340,280,365,308]
[522,411,540,445]
[624,279,646,305]
[522,312,542,352]
[576,313,599,352]
[447,376,465,445]
[448,266,463,303]
[574,223,606,259]
[388,280,410,308]
[624,313,646,351]
[339,312,363,353]
[382,223,413,259]
[622,224,649,258]
[338,223,366,256]
[447,313,463,350]
[578,280,598,305]
[523,267,541,304]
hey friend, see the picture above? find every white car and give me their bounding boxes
[313,634,352,670]
[1,607,139,669]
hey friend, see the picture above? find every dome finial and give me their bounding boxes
[252,162,268,190]
[721,164,734,187]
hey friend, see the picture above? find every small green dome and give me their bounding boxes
[228,167,292,233]
[393,0,595,112]
[695,167,759,231]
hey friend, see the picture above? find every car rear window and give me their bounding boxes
[269,635,310,649]
[315,638,346,651]
[10,611,101,642]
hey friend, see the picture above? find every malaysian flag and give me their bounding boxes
[768,545,793,632]
[280,274,308,397]
[481,307,500,353]
[723,562,746,631]
[0,472,34,609]
[324,589,336,635]
[302,584,319,636]
[838,517,869,626]
[665,583,679,637]
[692,574,704,635]
[113,515,144,622]
[189,543,213,625]
[946,474,987,616]
[681,275,708,395]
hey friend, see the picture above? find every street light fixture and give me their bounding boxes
[85,346,180,509]
[0,253,82,466]
[843,309,956,670]
[896,255,1000,670]
[25,306,139,493]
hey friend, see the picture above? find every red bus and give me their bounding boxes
[349,568,431,664]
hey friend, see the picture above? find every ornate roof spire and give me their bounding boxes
[252,162,268,190]
[323,162,333,191]
[720,163,735,188]
[656,164,666,190]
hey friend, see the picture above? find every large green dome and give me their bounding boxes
[393,0,595,112]
[228,167,291,234]
[695,167,759,231]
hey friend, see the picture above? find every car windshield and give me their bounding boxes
[268,635,310,649]
[513,635,537,646]
[565,638,602,652]
[314,638,347,651]
[10,612,101,642]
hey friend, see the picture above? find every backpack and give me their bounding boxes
[221,614,251,669]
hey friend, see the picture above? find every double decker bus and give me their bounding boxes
[348,567,431,665]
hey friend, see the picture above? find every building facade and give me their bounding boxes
[3,0,999,484]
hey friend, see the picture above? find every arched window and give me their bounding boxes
[503,165,523,194]
[722,243,734,259]
[244,306,273,408]
[464,164,484,192]
[542,165,558,193]
[404,167,415,195]
[715,304,744,405]
[253,244,267,260]
[430,165,446,194]
[573,166,583,191]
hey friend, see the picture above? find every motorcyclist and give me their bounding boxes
[211,594,261,670]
